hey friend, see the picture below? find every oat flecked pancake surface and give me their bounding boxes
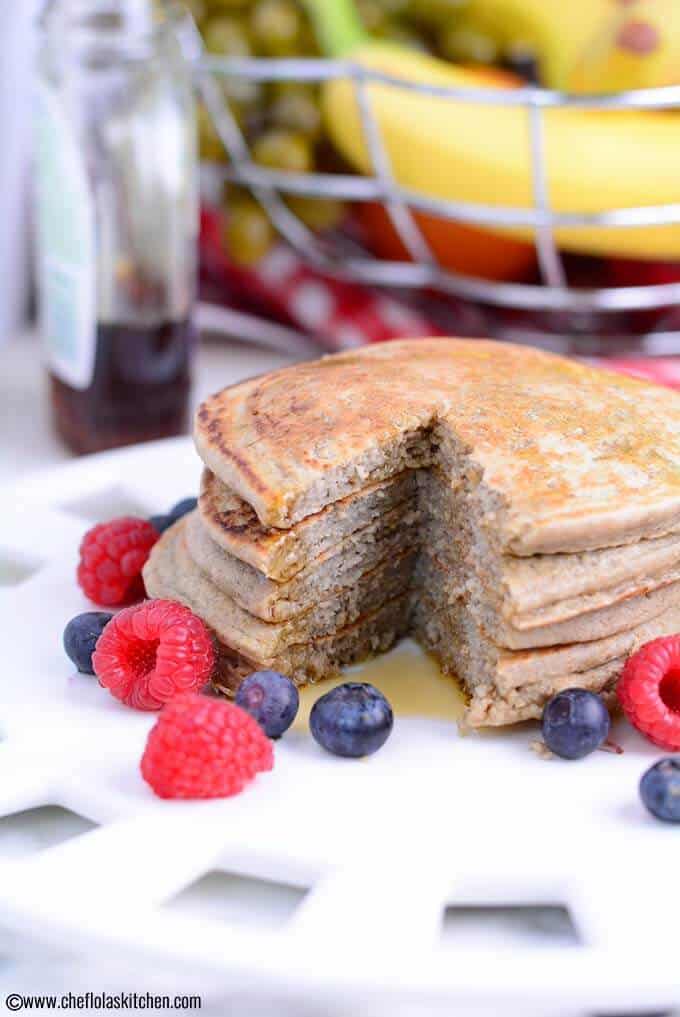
[143,519,412,692]
[199,468,417,580]
[195,339,680,553]
[144,518,680,724]
[185,507,419,621]
[146,519,415,657]
[421,548,680,648]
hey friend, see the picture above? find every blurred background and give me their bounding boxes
[5,0,680,481]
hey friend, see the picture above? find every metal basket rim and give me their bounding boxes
[199,54,680,111]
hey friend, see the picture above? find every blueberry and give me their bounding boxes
[640,758,680,822]
[310,682,393,758]
[541,688,610,760]
[169,497,198,521]
[63,612,113,675]
[148,514,173,534]
[235,670,299,739]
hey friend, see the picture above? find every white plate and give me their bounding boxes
[2,437,679,1016]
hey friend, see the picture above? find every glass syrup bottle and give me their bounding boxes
[35,0,198,454]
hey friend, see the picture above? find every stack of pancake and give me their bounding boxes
[144,339,680,727]
[145,469,423,694]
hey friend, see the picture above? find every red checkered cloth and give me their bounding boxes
[201,208,445,346]
[200,208,680,390]
[586,356,680,389]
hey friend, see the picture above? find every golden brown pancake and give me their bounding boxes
[142,338,680,726]
[195,339,680,553]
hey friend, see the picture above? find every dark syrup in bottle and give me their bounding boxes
[49,318,194,455]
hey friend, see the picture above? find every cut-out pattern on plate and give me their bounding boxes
[1,436,675,1013]
[0,807,96,860]
[58,487,151,524]
[441,905,579,949]
[167,871,307,932]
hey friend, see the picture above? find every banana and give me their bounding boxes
[321,41,680,260]
[566,0,680,93]
[463,0,609,90]
[465,0,680,92]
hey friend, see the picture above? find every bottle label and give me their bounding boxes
[34,80,96,390]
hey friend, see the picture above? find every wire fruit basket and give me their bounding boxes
[177,12,680,355]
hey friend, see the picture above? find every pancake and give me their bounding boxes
[195,339,680,553]
[419,549,680,649]
[420,467,680,623]
[502,562,680,632]
[200,461,680,632]
[210,590,411,695]
[502,532,680,618]
[146,520,680,725]
[199,468,417,580]
[144,337,680,728]
[414,595,680,725]
[468,663,623,727]
[427,532,680,630]
[185,503,420,621]
[192,496,680,647]
[144,519,416,659]
[143,521,412,694]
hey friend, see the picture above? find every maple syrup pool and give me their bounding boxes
[294,640,467,730]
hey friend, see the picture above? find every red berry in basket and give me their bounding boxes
[92,600,215,711]
[141,692,274,799]
[77,517,159,606]
[618,635,680,750]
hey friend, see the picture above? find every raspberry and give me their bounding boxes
[618,635,680,750]
[77,517,159,606]
[140,692,274,799]
[92,600,215,711]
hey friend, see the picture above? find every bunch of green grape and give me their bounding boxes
[191,0,507,265]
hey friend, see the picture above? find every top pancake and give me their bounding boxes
[194,338,680,554]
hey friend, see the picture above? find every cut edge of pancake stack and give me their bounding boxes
[144,470,422,695]
[143,338,680,727]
